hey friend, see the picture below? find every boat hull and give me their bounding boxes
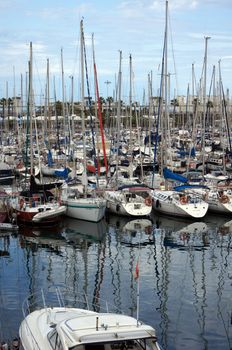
[105,189,152,217]
[63,198,106,222]
[152,190,208,219]
[32,205,67,223]
[106,199,152,217]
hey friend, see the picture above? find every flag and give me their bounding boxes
[134,261,139,280]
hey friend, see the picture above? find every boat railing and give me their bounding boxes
[22,287,123,320]
[21,287,124,350]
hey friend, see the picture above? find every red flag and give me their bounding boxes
[134,261,139,280]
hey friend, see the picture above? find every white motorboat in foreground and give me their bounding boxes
[19,289,162,350]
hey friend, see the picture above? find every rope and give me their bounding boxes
[82,26,98,172]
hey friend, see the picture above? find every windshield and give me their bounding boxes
[70,337,159,350]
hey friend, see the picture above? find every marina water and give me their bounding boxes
[0,212,232,350]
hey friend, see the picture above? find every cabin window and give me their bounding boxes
[85,345,105,350]
[136,337,158,349]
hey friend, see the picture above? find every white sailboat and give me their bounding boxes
[202,187,232,215]
[14,43,66,226]
[61,183,106,222]
[105,185,152,217]
[61,20,106,223]
[151,189,208,219]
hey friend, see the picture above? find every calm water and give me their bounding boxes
[1,212,232,350]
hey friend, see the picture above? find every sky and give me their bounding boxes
[1,0,232,104]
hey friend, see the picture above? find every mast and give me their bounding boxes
[53,77,61,152]
[92,33,108,176]
[18,73,23,155]
[46,58,51,150]
[115,50,122,187]
[70,75,74,140]
[163,0,168,173]
[29,42,33,175]
[80,19,88,195]
[61,48,66,161]
[202,36,210,176]
[129,54,133,153]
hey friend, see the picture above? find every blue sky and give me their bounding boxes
[1,0,232,103]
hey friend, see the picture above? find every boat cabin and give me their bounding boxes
[48,312,159,350]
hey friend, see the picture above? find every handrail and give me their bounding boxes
[21,287,123,319]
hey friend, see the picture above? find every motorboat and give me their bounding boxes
[19,288,162,350]
[32,205,67,223]
[12,195,66,225]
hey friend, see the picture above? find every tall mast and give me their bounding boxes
[202,36,210,176]
[116,50,122,187]
[47,58,51,149]
[129,54,132,152]
[92,33,108,175]
[29,41,33,175]
[80,20,88,195]
[163,0,168,171]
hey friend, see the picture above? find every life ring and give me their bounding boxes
[19,198,25,210]
[145,196,152,206]
[180,196,188,204]
[220,195,230,204]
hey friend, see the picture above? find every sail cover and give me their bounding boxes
[163,167,188,183]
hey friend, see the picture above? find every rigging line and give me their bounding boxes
[152,24,165,186]
[82,26,97,170]
[168,9,179,95]
[71,26,81,78]
[220,77,232,153]
[33,55,44,97]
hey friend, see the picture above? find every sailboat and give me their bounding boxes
[104,54,152,217]
[149,2,209,219]
[12,43,66,225]
[61,20,106,223]
[151,169,209,219]
[198,185,232,215]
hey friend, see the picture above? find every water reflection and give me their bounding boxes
[19,224,67,253]
[152,214,232,349]
[1,215,232,349]
[63,217,107,245]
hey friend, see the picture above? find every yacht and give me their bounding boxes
[19,289,162,350]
